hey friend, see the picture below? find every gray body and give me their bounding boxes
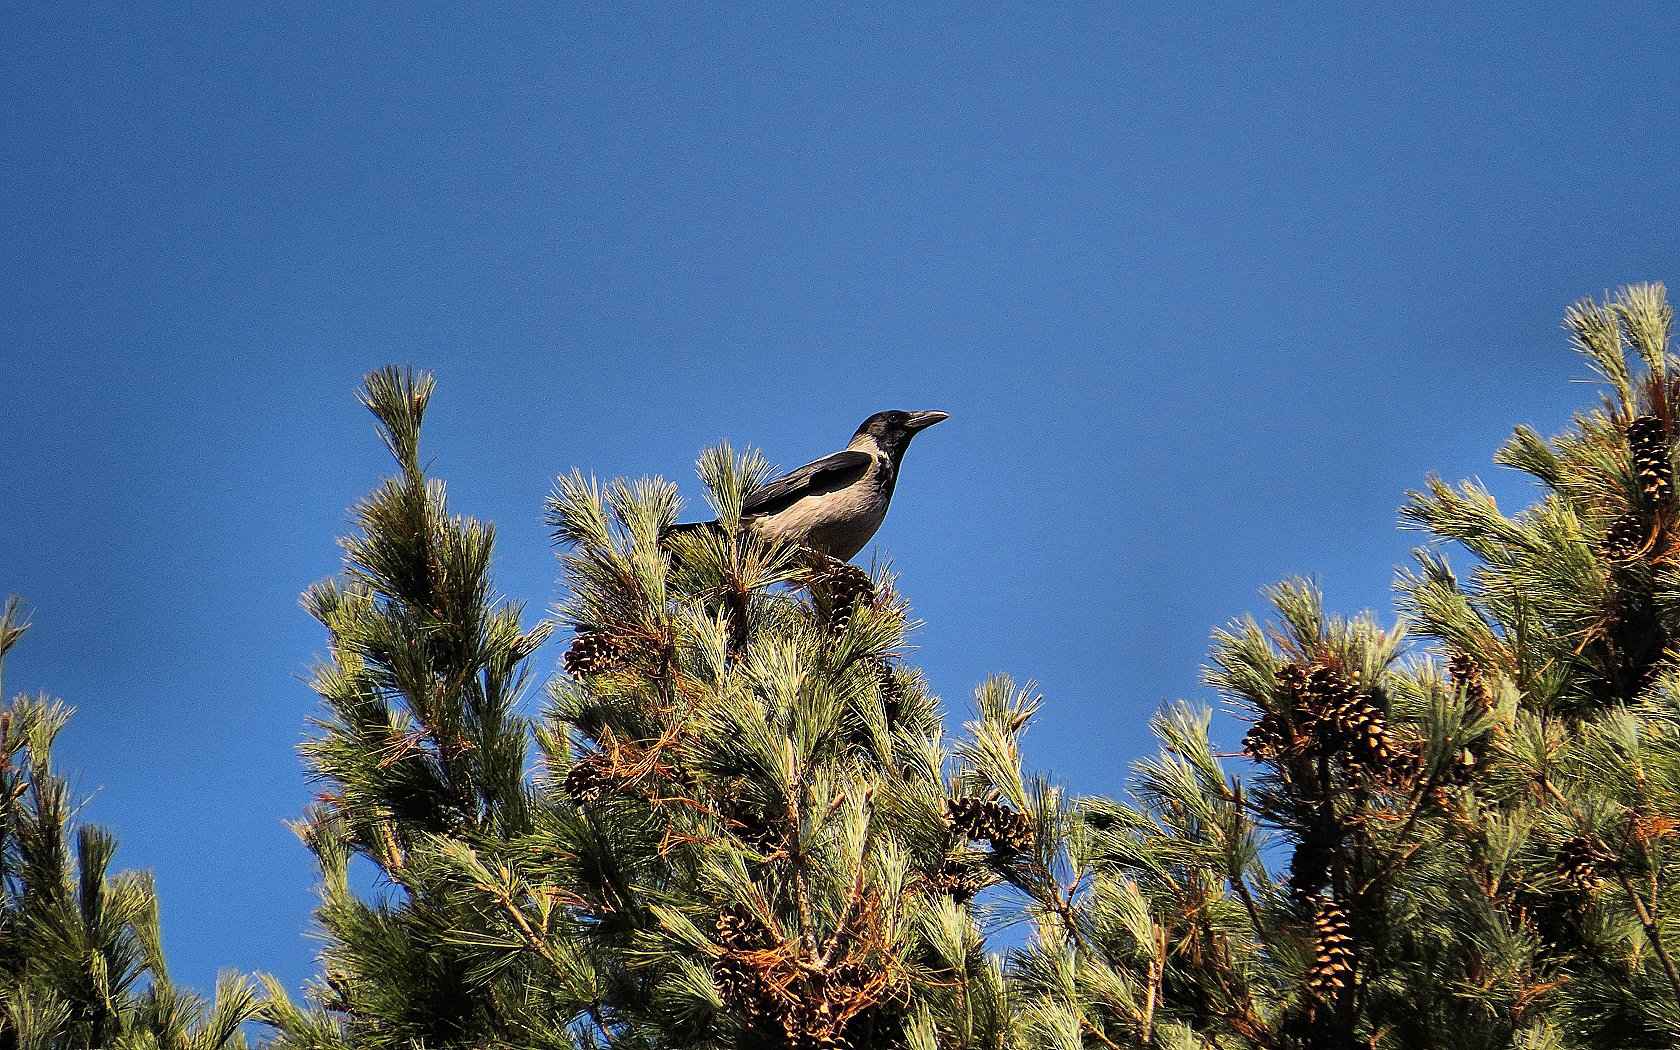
[668,410,948,563]
[748,432,900,561]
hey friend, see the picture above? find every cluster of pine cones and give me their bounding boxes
[1436,652,1494,797]
[947,795,1034,856]
[712,905,899,1050]
[1242,662,1399,783]
[1304,895,1356,1003]
[1606,415,1675,559]
[712,904,778,1034]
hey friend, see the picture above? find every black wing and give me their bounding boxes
[742,450,872,517]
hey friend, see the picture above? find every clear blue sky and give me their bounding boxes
[4,2,1679,998]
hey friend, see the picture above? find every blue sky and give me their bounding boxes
[4,2,1680,998]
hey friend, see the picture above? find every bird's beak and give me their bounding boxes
[906,410,950,431]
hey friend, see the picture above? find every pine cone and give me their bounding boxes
[1304,896,1356,1001]
[1604,512,1649,560]
[713,905,781,1026]
[1433,747,1480,799]
[562,757,614,806]
[1275,661,1311,698]
[817,562,876,633]
[564,630,630,676]
[1245,663,1327,764]
[930,856,991,903]
[876,660,905,724]
[1557,836,1604,895]
[1295,663,1358,722]
[1629,415,1674,507]
[782,1001,851,1050]
[1447,652,1490,712]
[1288,826,1337,902]
[1610,565,1655,628]
[993,814,1038,863]
[1292,663,1398,781]
[1334,693,1397,781]
[947,795,1034,855]
[715,903,773,951]
[1440,652,1493,790]
[712,954,761,1015]
[1242,711,1288,762]
[720,796,782,854]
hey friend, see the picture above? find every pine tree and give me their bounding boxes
[271,370,1022,1048]
[1396,284,1680,1046]
[0,599,259,1050]
[515,449,1014,1048]
[959,294,1671,1050]
[986,283,1680,1050]
[261,367,563,1049]
[270,286,1680,1050]
[989,583,1508,1050]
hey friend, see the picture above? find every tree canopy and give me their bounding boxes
[10,286,1680,1049]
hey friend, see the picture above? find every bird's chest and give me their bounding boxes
[757,462,894,560]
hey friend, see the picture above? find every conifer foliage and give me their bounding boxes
[1393,283,1680,1046]
[991,283,1680,1050]
[18,285,1680,1050]
[268,370,1011,1048]
[263,367,558,1049]
[268,293,1680,1049]
[0,600,260,1050]
[534,448,1008,1049]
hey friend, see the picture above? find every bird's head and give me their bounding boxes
[849,410,949,462]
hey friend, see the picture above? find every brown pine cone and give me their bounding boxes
[1244,662,1323,763]
[816,561,876,633]
[1629,415,1674,507]
[1242,711,1288,762]
[1604,512,1649,560]
[1557,835,1605,895]
[1288,663,1400,782]
[720,796,783,854]
[1288,827,1337,902]
[875,660,905,723]
[562,756,614,806]
[1440,651,1493,790]
[564,630,631,676]
[1447,652,1491,713]
[1304,896,1356,1000]
[715,902,774,951]
[1331,694,1396,781]
[711,954,762,1016]
[929,856,991,903]
[947,795,1034,855]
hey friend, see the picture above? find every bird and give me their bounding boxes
[667,410,949,562]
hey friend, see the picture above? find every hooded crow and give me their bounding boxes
[668,410,949,562]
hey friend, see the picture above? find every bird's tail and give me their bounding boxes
[660,520,723,546]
